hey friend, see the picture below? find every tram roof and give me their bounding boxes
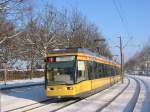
[48,48,115,61]
[48,48,120,67]
[48,47,99,56]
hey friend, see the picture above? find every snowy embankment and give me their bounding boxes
[0,77,44,89]
[1,81,47,112]
[131,75,150,112]
[2,76,149,112]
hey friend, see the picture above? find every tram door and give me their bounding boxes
[77,61,92,93]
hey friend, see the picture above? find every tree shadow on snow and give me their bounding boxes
[1,85,49,102]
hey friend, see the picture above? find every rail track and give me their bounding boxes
[3,77,136,112]
[51,80,130,112]
[95,77,140,112]
[2,81,123,112]
[5,98,52,112]
[95,77,130,112]
[5,98,81,112]
[124,77,141,112]
[135,77,150,111]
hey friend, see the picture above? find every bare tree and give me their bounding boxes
[125,39,150,74]
[0,1,113,81]
[0,0,31,83]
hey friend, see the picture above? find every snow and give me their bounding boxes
[0,77,45,111]
[132,75,150,112]
[28,100,77,112]
[1,75,150,112]
[101,78,137,112]
[25,80,129,112]
[0,77,44,89]
[56,79,129,112]
[133,77,146,112]
[1,78,128,112]
[1,83,47,112]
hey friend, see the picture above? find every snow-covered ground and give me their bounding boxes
[101,77,137,112]
[0,77,45,112]
[1,84,47,112]
[0,77,44,89]
[56,78,133,112]
[132,75,150,112]
[1,78,128,112]
[26,78,130,112]
[1,75,150,112]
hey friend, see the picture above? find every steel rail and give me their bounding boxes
[4,79,127,112]
[52,78,130,112]
[5,98,53,112]
[123,77,141,112]
[6,98,81,112]
[136,77,150,111]
[95,77,130,112]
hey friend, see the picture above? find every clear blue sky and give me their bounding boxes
[37,0,150,61]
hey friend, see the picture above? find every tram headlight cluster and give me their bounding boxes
[67,87,73,90]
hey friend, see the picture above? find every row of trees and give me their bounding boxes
[125,39,150,74]
[0,1,112,70]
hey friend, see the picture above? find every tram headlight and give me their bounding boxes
[47,87,54,91]
[67,87,73,90]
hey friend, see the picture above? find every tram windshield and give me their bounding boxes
[46,56,75,85]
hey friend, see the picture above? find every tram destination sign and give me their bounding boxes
[47,56,75,62]
[56,56,75,62]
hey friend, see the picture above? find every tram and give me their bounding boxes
[45,48,121,98]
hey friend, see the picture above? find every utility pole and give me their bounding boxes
[119,36,124,83]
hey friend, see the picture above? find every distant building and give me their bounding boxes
[145,61,150,75]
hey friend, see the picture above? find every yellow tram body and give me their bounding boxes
[45,48,121,97]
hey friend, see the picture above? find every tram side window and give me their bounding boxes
[99,64,103,77]
[111,67,114,76]
[103,64,108,77]
[108,65,112,76]
[96,63,103,78]
[114,67,120,76]
[112,66,115,76]
[110,65,113,76]
[116,68,120,75]
[115,68,118,75]
[113,67,116,76]
[95,63,99,78]
[88,61,93,79]
[101,64,105,77]
[77,61,88,82]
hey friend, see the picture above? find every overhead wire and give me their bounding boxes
[112,0,129,36]
[112,0,133,48]
[117,0,134,48]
